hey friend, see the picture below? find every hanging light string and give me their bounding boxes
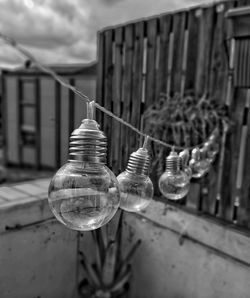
[0,32,218,151]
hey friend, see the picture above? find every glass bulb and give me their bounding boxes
[189,147,210,179]
[48,101,120,231]
[117,138,154,212]
[117,171,153,212]
[207,133,220,163]
[179,149,192,180]
[48,162,120,231]
[159,151,190,200]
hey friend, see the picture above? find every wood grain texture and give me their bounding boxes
[171,12,186,94]
[121,24,134,167]
[95,0,250,230]
[145,19,158,107]
[111,27,124,174]
[155,15,172,98]
[130,21,144,152]
[103,30,114,168]
[185,9,199,92]
[195,6,215,96]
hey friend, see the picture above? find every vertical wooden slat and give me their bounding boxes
[222,89,246,222]
[96,32,105,126]
[40,77,56,168]
[103,29,114,169]
[35,78,41,169]
[60,78,70,165]
[185,9,201,212]
[111,27,124,174]
[1,73,7,165]
[121,24,134,168]
[195,6,215,96]
[238,89,250,227]
[130,22,144,152]
[55,81,61,168]
[202,1,231,216]
[68,78,75,135]
[170,12,186,94]
[155,15,172,98]
[145,19,158,107]
[209,2,234,100]
[185,9,199,92]
[18,78,23,166]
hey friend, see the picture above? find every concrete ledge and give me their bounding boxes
[133,200,250,267]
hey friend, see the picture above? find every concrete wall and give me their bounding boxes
[0,181,79,298]
[1,184,250,298]
[119,202,250,298]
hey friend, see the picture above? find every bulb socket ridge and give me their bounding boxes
[166,151,180,173]
[126,148,150,175]
[68,119,107,163]
[191,148,200,161]
[179,149,189,168]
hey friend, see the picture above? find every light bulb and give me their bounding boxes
[207,131,220,162]
[189,147,210,179]
[158,150,190,200]
[179,149,192,180]
[48,102,120,231]
[117,137,154,212]
[204,141,215,163]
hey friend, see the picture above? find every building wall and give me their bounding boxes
[3,71,96,169]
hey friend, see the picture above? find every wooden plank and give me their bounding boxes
[145,19,157,107]
[96,31,105,126]
[221,88,247,222]
[195,6,215,96]
[170,12,186,94]
[237,89,250,228]
[18,78,23,166]
[68,78,75,135]
[111,27,124,174]
[60,78,70,165]
[202,1,236,217]
[209,2,235,100]
[130,21,144,153]
[121,24,134,168]
[185,9,200,92]
[55,81,61,168]
[35,78,41,169]
[1,73,7,165]
[103,29,114,168]
[40,78,56,168]
[186,180,201,211]
[155,15,172,102]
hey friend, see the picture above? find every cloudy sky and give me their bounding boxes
[0,0,212,68]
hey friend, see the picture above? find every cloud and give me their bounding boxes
[0,0,213,68]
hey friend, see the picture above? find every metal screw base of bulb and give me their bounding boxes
[126,148,150,176]
[69,119,107,164]
[166,151,180,173]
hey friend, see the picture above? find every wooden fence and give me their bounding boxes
[96,0,250,229]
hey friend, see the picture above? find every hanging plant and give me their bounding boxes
[144,92,230,194]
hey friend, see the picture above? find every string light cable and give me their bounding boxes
[0,32,221,151]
